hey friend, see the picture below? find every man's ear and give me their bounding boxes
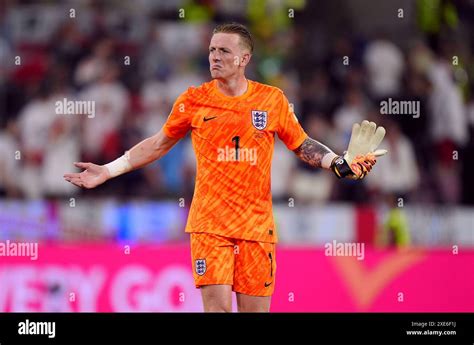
[240,52,251,67]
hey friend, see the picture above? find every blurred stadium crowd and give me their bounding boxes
[1,0,474,207]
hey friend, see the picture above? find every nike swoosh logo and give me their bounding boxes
[203,116,217,122]
[264,282,272,287]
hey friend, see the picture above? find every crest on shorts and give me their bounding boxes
[251,110,268,130]
[195,259,206,276]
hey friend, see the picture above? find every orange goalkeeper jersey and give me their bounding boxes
[163,79,308,243]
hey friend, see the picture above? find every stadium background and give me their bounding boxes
[0,0,473,312]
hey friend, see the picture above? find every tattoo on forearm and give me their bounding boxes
[293,137,332,168]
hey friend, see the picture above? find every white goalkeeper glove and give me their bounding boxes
[331,120,387,180]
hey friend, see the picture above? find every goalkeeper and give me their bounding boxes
[64,23,386,313]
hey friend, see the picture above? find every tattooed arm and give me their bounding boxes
[293,137,339,169]
[293,119,386,178]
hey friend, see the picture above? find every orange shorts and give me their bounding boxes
[190,232,276,297]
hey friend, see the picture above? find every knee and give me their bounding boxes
[237,301,270,312]
[204,297,232,312]
[202,293,232,312]
[205,304,232,312]
[201,285,233,312]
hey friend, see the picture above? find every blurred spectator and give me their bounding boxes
[140,79,170,137]
[300,69,337,122]
[0,35,13,84]
[0,119,21,197]
[427,59,468,147]
[78,62,129,163]
[364,36,405,99]
[74,38,115,88]
[17,81,57,198]
[333,87,368,138]
[407,41,434,76]
[366,120,420,200]
[463,88,474,204]
[327,36,357,91]
[397,69,431,159]
[139,26,172,82]
[395,43,434,198]
[427,59,468,203]
[41,116,79,198]
[51,21,88,81]
[376,197,412,248]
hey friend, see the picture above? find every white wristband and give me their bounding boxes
[321,152,339,169]
[104,153,132,178]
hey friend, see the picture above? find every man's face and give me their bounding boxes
[209,33,250,80]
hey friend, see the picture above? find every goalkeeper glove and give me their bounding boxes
[331,120,387,180]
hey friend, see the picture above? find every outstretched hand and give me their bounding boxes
[331,120,388,180]
[64,162,110,189]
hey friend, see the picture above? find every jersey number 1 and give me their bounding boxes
[232,136,240,161]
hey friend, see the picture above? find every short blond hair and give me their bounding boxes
[213,22,254,53]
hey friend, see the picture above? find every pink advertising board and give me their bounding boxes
[0,245,472,312]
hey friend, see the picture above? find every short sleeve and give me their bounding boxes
[163,91,193,139]
[276,92,308,150]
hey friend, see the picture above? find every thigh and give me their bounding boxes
[190,232,235,288]
[200,285,233,312]
[233,240,276,298]
[236,293,271,312]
